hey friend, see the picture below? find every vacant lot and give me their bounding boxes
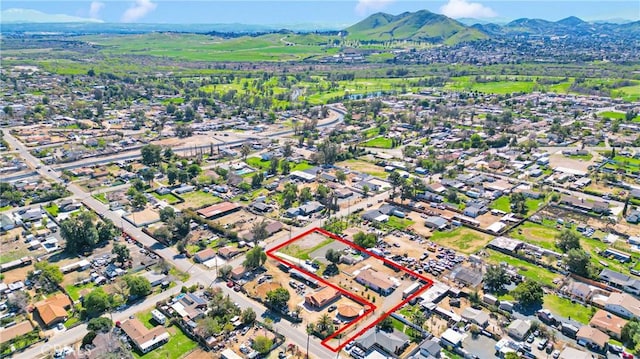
[175,191,222,210]
[543,294,593,324]
[429,227,493,255]
[486,249,559,287]
[337,159,388,178]
[509,221,561,250]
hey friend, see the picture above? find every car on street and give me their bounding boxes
[552,350,560,359]
[227,281,234,288]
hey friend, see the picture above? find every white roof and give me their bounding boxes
[221,349,244,359]
[441,328,465,346]
[171,302,189,318]
[487,221,506,233]
[555,166,587,176]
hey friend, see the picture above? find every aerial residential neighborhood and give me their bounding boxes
[1,1,640,359]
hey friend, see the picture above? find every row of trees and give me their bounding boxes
[60,212,119,255]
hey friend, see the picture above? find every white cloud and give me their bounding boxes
[355,0,395,16]
[440,0,497,18]
[89,1,104,19]
[121,0,157,23]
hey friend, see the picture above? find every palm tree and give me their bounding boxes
[306,323,314,359]
[316,313,332,333]
[240,143,251,161]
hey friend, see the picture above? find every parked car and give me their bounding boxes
[328,305,337,312]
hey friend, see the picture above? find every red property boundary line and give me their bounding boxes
[266,227,434,352]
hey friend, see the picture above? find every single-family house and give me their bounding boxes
[417,338,441,358]
[242,221,283,242]
[599,269,640,295]
[34,293,72,328]
[141,271,167,287]
[194,248,217,263]
[604,292,640,319]
[355,269,396,295]
[576,326,609,352]
[299,201,324,215]
[218,246,240,259]
[558,347,592,359]
[589,309,627,340]
[440,328,465,348]
[563,281,595,303]
[120,319,170,353]
[461,307,490,327]
[356,328,410,357]
[231,266,246,280]
[507,319,531,341]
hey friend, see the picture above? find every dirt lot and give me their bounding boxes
[124,207,160,226]
[246,261,305,310]
[183,349,214,359]
[549,153,594,172]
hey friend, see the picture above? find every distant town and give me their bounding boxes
[1,8,640,359]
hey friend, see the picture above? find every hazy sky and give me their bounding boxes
[3,0,639,25]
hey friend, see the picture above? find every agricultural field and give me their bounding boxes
[429,227,493,254]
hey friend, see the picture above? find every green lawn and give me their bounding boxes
[65,282,95,301]
[362,137,393,149]
[486,249,559,287]
[64,316,80,329]
[430,227,494,255]
[151,192,182,204]
[246,157,313,173]
[567,153,593,161]
[44,203,59,217]
[93,193,108,204]
[0,205,11,212]
[136,309,157,329]
[600,111,626,120]
[133,325,198,359]
[543,294,593,324]
[280,237,334,260]
[490,197,510,213]
[336,159,388,178]
[525,198,545,214]
[386,216,415,230]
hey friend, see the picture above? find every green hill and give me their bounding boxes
[344,10,488,44]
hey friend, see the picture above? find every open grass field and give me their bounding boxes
[429,227,493,254]
[151,192,182,205]
[361,137,393,149]
[509,221,560,250]
[337,159,388,178]
[133,325,198,359]
[386,216,415,230]
[567,153,593,161]
[543,294,594,324]
[612,83,640,102]
[486,249,559,287]
[445,76,572,95]
[600,111,627,120]
[490,197,510,213]
[246,157,313,173]
[83,33,340,62]
[175,190,221,210]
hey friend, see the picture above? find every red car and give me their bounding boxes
[622,353,634,359]
[227,281,234,288]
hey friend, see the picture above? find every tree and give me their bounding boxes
[510,192,527,215]
[251,172,264,189]
[87,317,113,333]
[84,288,110,318]
[377,317,393,332]
[556,229,581,252]
[316,313,333,333]
[130,191,147,210]
[504,353,520,359]
[299,187,313,203]
[124,275,151,298]
[388,171,402,197]
[564,248,593,277]
[61,211,98,254]
[112,243,131,264]
[269,157,280,175]
[250,220,269,243]
[159,207,175,223]
[512,280,544,307]
[411,310,426,329]
[244,246,267,270]
[167,167,178,186]
[241,307,257,326]
[281,160,291,175]
[155,226,173,244]
[6,291,30,313]
[621,318,640,353]
[353,231,377,248]
[362,185,370,198]
[240,144,251,161]
[140,144,162,166]
[214,264,230,279]
[483,264,510,293]
[163,147,174,160]
[325,249,342,264]
[283,142,293,158]
[253,336,273,354]
[82,331,97,348]
[336,170,347,183]
[446,189,459,204]
[282,183,298,209]
[97,219,118,243]
[266,287,290,309]
[141,168,155,184]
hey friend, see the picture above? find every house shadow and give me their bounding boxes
[515,303,543,316]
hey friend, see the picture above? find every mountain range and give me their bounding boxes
[2,8,639,45]
[343,10,640,44]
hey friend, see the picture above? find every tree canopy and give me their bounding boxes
[512,280,544,307]
[243,246,267,270]
[124,275,151,298]
[563,248,594,277]
[83,287,111,318]
[60,211,99,254]
[266,287,290,309]
[483,264,510,293]
[556,229,581,252]
[353,231,377,248]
